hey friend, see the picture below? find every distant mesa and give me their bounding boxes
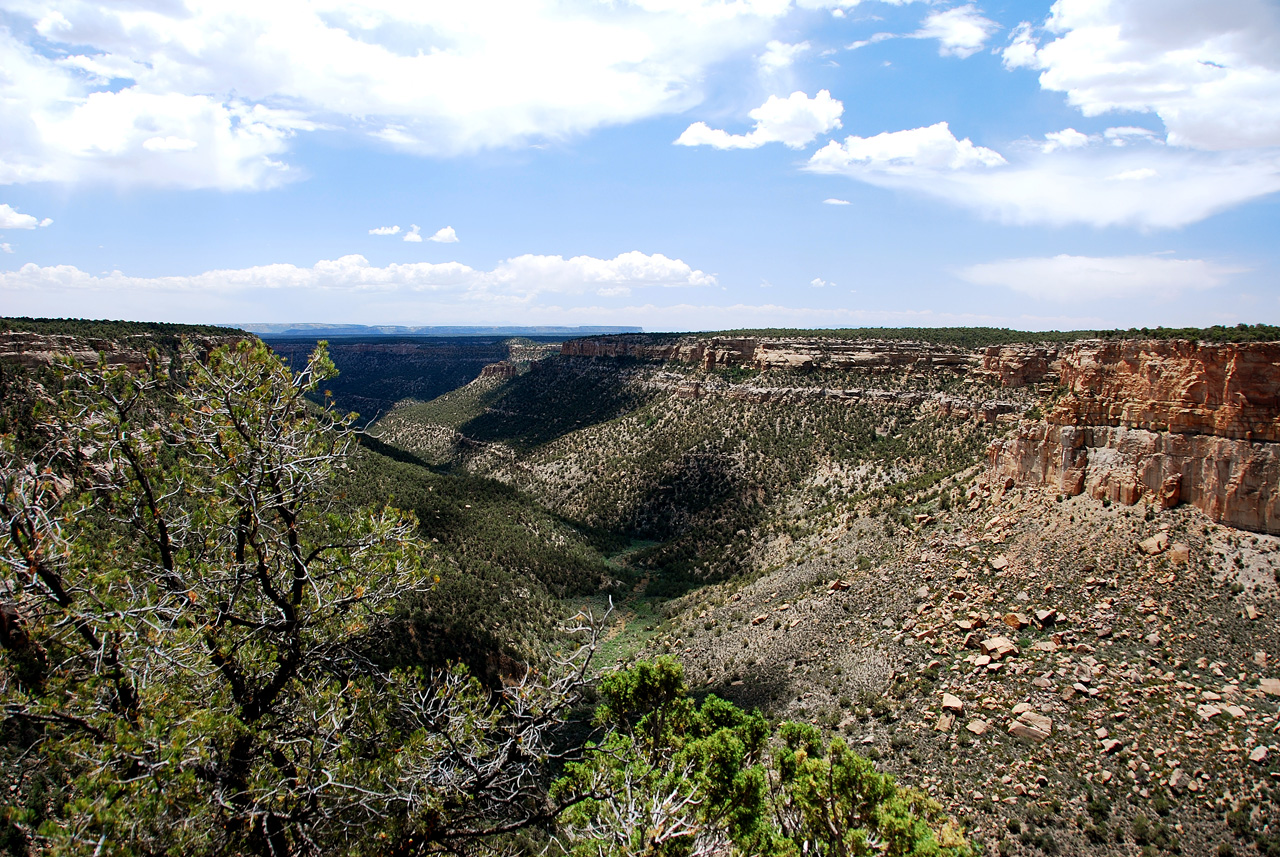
[239,323,643,338]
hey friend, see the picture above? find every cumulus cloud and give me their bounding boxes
[823,198,852,205]
[0,251,715,305]
[676,90,843,150]
[1003,0,1280,151]
[810,277,832,287]
[912,5,998,59]
[0,0,840,188]
[0,204,48,229]
[428,226,459,243]
[808,122,1005,173]
[403,225,423,243]
[807,122,1280,228]
[958,254,1247,301]
[0,244,11,254]
[1041,128,1091,153]
[369,225,402,236]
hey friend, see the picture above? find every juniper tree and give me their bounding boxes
[0,341,599,857]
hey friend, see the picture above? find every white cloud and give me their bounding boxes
[676,90,843,150]
[847,32,896,50]
[1104,126,1162,146]
[808,122,1280,228]
[0,0,842,187]
[810,277,832,287]
[759,40,810,72]
[0,244,11,254]
[142,136,200,153]
[912,5,998,59]
[404,225,423,243]
[958,254,1247,301]
[39,218,52,227]
[369,225,402,236]
[1041,128,1091,153]
[1005,0,1280,151]
[823,198,852,204]
[1001,21,1038,69]
[808,122,1005,172]
[0,203,45,229]
[427,226,459,244]
[1110,168,1158,181]
[0,251,715,308]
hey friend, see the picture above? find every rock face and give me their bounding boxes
[479,361,519,379]
[990,339,1280,534]
[562,335,972,373]
[0,331,237,372]
[1051,339,1280,442]
[972,345,1062,387]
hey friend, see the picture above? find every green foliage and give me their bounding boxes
[555,660,970,857]
[267,336,529,425]
[0,341,598,857]
[0,316,241,339]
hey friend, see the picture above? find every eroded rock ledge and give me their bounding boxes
[561,335,974,373]
[990,340,1280,534]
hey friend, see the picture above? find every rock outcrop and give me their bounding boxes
[0,331,237,372]
[1050,339,1280,442]
[562,335,972,373]
[972,345,1061,387]
[990,339,1280,534]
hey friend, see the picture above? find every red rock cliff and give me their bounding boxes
[990,339,1280,534]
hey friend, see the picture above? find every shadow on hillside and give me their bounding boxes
[456,357,658,450]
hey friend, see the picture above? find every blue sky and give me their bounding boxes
[1,0,1277,332]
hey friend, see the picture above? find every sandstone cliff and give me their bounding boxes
[562,335,972,372]
[0,330,239,372]
[990,339,1280,534]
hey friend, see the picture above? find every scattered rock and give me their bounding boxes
[980,636,1020,660]
[1034,608,1058,627]
[942,693,964,712]
[1009,711,1053,742]
[1197,704,1222,720]
[1168,543,1191,565]
[751,614,769,626]
[935,713,955,733]
[1102,739,1123,754]
[990,555,1009,570]
[966,719,989,736]
[1261,678,1280,697]
[1251,746,1270,764]
[1139,532,1170,555]
[1002,612,1029,630]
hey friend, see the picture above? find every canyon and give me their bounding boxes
[563,334,1280,535]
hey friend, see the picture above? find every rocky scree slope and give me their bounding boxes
[599,335,1280,856]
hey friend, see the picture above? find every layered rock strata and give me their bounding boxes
[0,331,237,372]
[562,335,971,372]
[990,340,1280,534]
